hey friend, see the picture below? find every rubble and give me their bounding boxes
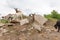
[10,20,20,25]
[0,27,8,36]
[0,8,59,40]
[20,18,29,25]
[6,23,14,26]
[0,23,5,27]
[32,23,43,32]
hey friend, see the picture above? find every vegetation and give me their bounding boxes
[0,19,9,23]
[44,10,60,20]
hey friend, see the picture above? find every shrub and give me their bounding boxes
[44,10,60,20]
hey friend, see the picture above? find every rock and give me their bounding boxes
[21,28,27,32]
[27,27,34,31]
[20,18,29,25]
[0,23,5,27]
[10,20,20,25]
[6,23,14,26]
[32,23,43,32]
[46,29,51,33]
[0,28,8,36]
[34,15,47,25]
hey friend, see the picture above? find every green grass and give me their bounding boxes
[0,19,9,23]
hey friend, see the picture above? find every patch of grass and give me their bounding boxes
[0,19,9,23]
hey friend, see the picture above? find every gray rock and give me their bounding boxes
[34,15,47,25]
[32,23,43,32]
[20,18,29,25]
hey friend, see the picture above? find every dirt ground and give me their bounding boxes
[0,25,60,40]
[0,20,59,40]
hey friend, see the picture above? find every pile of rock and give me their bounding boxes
[1,13,48,32]
[0,8,59,40]
[0,8,49,38]
[43,19,57,33]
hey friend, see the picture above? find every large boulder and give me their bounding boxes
[34,15,47,25]
[30,14,47,32]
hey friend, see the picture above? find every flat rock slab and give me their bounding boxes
[34,15,47,25]
[20,18,29,25]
